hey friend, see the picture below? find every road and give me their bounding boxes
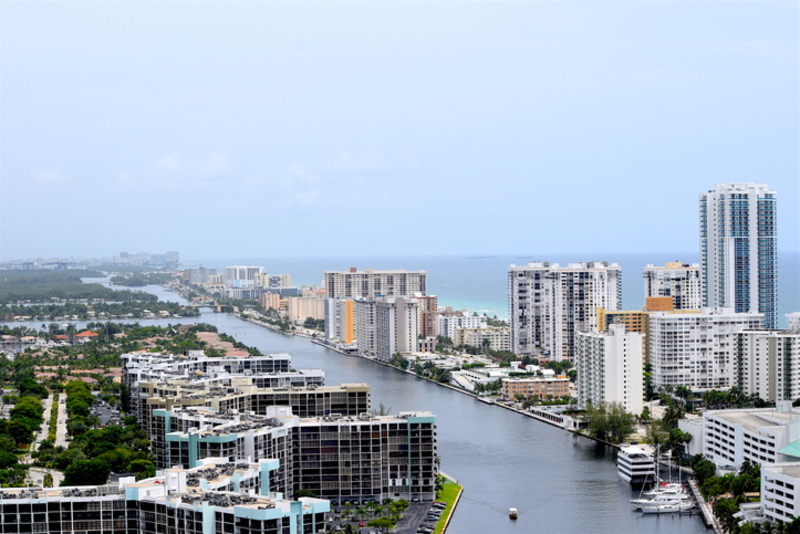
[54,393,69,448]
[34,393,54,448]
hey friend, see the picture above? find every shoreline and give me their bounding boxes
[231,310,621,450]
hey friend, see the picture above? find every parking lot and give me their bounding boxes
[393,502,444,534]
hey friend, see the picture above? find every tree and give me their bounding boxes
[62,458,111,486]
[367,517,394,533]
[584,402,636,444]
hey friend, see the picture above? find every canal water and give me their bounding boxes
[12,284,707,533]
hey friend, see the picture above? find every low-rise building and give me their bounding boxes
[453,326,511,352]
[703,405,800,471]
[438,313,487,342]
[761,462,800,524]
[501,376,569,400]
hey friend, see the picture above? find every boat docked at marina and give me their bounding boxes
[617,445,656,486]
[640,501,695,514]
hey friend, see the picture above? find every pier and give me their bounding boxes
[688,479,723,534]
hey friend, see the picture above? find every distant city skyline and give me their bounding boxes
[1,2,797,260]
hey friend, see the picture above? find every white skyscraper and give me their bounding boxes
[700,183,777,329]
[509,261,622,361]
[575,324,645,415]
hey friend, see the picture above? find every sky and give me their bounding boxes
[1,1,798,260]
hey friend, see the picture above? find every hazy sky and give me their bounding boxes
[2,1,798,260]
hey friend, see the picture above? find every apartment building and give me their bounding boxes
[0,459,329,534]
[416,295,438,338]
[703,406,800,471]
[575,324,644,415]
[643,262,702,310]
[649,308,763,391]
[501,376,569,400]
[437,313,488,341]
[700,183,778,329]
[354,299,377,357]
[324,268,426,299]
[287,296,325,322]
[375,296,418,362]
[734,328,800,403]
[259,291,281,311]
[224,266,265,288]
[453,326,511,352]
[324,297,355,343]
[139,379,371,463]
[161,407,439,503]
[509,261,622,361]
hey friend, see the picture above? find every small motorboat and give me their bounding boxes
[509,507,518,520]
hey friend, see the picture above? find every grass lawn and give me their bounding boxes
[434,482,462,534]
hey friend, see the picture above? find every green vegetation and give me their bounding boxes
[583,401,636,444]
[388,353,410,370]
[434,480,461,534]
[303,317,324,330]
[0,270,119,304]
[644,397,692,460]
[412,360,451,383]
[0,300,199,321]
[110,272,173,287]
[33,380,154,486]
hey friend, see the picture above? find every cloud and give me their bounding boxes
[118,150,232,193]
[30,169,70,186]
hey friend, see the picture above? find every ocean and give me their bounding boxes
[191,251,800,328]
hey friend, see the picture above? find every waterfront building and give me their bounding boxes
[287,296,325,322]
[259,291,281,311]
[160,407,438,503]
[649,308,763,390]
[575,324,645,415]
[437,313,488,342]
[734,329,800,403]
[761,462,800,524]
[0,458,329,534]
[643,262,702,310]
[165,250,180,271]
[324,267,427,299]
[141,380,371,467]
[703,405,800,471]
[224,265,265,288]
[700,183,778,329]
[509,261,622,361]
[375,296,418,362]
[501,376,569,401]
[324,297,356,343]
[452,326,511,352]
[354,299,377,357]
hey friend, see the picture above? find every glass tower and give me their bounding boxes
[700,183,777,329]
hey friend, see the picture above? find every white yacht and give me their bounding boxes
[617,446,656,486]
[640,501,694,514]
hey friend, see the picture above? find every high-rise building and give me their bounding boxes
[224,265,265,288]
[734,328,800,403]
[416,295,438,338]
[355,299,377,357]
[509,261,622,361]
[324,297,356,343]
[576,324,645,415]
[649,308,763,391]
[700,183,778,329]
[643,262,701,310]
[324,267,426,299]
[375,296,418,362]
